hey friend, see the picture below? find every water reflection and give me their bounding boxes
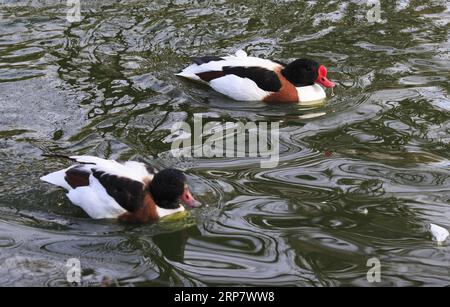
[0,0,449,286]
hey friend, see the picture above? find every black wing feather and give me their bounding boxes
[222,66,282,92]
[92,171,145,213]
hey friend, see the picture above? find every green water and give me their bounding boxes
[0,0,449,286]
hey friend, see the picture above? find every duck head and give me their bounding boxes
[282,59,335,88]
[149,168,201,209]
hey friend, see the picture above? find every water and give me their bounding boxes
[1,0,450,286]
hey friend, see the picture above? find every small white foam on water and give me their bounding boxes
[429,224,449,244]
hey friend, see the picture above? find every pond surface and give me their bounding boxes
[0,0,449,286]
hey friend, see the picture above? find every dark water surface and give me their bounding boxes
[1,0,449,286]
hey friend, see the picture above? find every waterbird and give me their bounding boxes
[177,50,335,104]
[40,155,200,223]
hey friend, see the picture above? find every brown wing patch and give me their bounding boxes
[65,167,90,188]
[263,68,299,103]
[196,71,225,82]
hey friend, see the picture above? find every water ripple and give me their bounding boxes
[1,0,450,286]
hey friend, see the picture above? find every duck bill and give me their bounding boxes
[180,188,201,208]
[316,77,335,88]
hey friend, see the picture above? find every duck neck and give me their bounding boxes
[149,187,180,210]
[281,63,317,87]
[148,185,180,209]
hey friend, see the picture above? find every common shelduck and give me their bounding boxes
[40,155,200,223]
[176,50,335,104]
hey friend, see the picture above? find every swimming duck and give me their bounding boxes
[40,155,200,223]
[176,50,335,104]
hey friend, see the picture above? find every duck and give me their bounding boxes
[40,155,200,223]
[176,50,335,104]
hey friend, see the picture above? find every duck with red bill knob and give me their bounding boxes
[40,155,201,223]
[177,50,336,105]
